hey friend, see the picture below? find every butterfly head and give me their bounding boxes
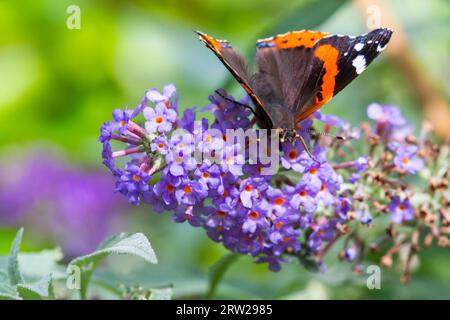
[278,127,299,144]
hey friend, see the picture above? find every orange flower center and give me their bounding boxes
[166,184,174,192]
[132,175,140,182]
[157,143,164,148]
[320,184,326,192]
[399,204,405,211]
[274,197,285,205]
[249,211,259,220]
[203,172,210,179]
[183,186,193,193]
[217,211,226,217]
[119,120,126,127]
[288,150,298,160]
[244,185,253,192]
[155,116,164,124]
[402,158,409,165]
[309,167,317,175]
[275,221,283,230]
[299,190,307,197]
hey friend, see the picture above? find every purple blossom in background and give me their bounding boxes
[349,156,369,183]
[393,144,424,174]
[388,196,415,224]
[98,85,429,273]
[0,152,127,258]
[344,247,357,262]
[356,209,373,225]
[367,103,407,139]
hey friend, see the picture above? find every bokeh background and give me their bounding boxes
[0,0,449,299]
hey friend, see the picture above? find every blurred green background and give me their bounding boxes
[0,0,449,299]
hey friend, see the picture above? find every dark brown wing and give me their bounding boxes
[254,30,330,128]
[196,31,273,128]
[254,28,393,126]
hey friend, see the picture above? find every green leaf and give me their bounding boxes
[8,228,24,285]
[69,232,157,299]
[71,232,157,267]
[16,274,53,300]
[18,248,64,280]
[150,287,173,300]
[119,284,172,300]
[0,282,21,300]
[0,269,8,283]
[207,253,240,299]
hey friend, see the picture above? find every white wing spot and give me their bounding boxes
[344,52,348,56]
[352,55,366,74]
[354,43,364,51]
[377,43,387,52]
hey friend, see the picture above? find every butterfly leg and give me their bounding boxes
[297,134,320,163]
[214,89,258,117]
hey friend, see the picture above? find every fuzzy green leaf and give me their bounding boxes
[69,232,157,299]
[0,282,21,300]
[150,287,173,300]
[70,232,157,267]
[7,228,24,285]
[16,273,53,300]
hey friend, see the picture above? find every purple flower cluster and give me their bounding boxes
[100,85,358,271]
[100,85,426,272]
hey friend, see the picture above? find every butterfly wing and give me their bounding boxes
[254,28,393,126]
[254,30,330,128]
[196,31,273,128]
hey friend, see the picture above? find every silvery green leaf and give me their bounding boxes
[70,232,157,267]
[68,232,157,300]
[16,273,53,300]
[0,282,21,300]
[0,269,8,283]
[19,248,64,280]
[150,287,173,300]
[8,228,24,285]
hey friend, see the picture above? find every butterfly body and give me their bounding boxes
[196,28,393,142]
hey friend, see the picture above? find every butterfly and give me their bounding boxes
[196,28,393,146]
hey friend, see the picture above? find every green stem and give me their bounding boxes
[206,253,240,299]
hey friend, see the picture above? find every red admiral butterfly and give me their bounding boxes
[196,28,393,144]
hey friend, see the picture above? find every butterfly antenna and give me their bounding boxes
[214,89,257,117]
